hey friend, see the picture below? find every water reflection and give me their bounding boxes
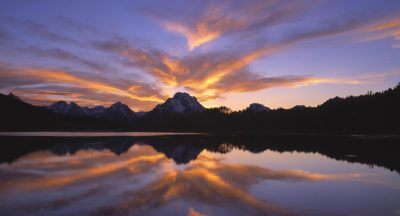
[0,135,399,216]
[1,135,399,172]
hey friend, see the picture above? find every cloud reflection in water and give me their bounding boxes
[0,141,374,216]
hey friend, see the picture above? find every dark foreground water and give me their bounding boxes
[0,133,399,216]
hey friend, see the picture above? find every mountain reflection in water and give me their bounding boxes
[0,134,399,216]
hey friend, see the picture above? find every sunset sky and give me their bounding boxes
[0,0,399,111]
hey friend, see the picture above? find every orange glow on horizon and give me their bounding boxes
[6,68,165,103]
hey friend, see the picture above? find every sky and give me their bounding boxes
[0,0,399,111]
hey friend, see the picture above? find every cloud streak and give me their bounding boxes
[0,63,166,109]
[94,16,364,102]
[363,17,400,48]
[1,1,397,110]
[210,71,361,97]
[160,0,308,50]
[8,18,80,45]
[0,142,381,216]
[91,154,364,216]
[22,46,112,73]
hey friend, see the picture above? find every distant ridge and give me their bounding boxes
[0,93,118,131]
[45,101,136,122]
[1,83,399,133]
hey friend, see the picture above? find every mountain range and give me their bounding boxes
[0,83,399,133]
[45,101,136,121]
[42,92,209,121]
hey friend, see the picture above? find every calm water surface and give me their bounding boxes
[0,133,399,216]
[0,131,196,137]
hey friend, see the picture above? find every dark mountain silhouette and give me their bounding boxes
[245,103,271,112]
[6,93,22,101]
[46,101,135,121]
[0,93,124,131]
[82,106,106,118]
[151,92,206,114]
[151,141,203,164]
[0,83,399,133]
[100,102,137,122]
[46,101,87,117]
[135,111,147,117]
[291,105,307,110]
[133,83,400,134]
[0,134,398,173]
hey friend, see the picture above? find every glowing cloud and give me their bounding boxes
[164,21,222,50]
[1,1,397,110]
[25,69,164,103]
[0,63,166,109]
[161,1,306,50]
[364,17,400,48]
[0,143,384,215]
[95,34,362,103]
[187,208,207,216]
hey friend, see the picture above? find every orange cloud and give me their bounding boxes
[108,41,287,96]
[10,89,112,107]
[161,1,306,50]
[164,21,222,50]
[88,11,372,108]
[363,17,400,48]
[0,65,166,109]
[119,48,178,86]
[2,154,166,190]
[0,144,373,215]
[28,69,164,102]
[183,47,278,89]
[2,3,394,111]
[95,36,362,104]
[3,7,369,110]
[100,9,371,103]
[88,153,367,215]
[187,208,207,216]
[163,5,242,50]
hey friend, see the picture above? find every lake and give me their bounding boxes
[0,133,399,216]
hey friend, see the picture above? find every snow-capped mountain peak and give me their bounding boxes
[152,92,206,113]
